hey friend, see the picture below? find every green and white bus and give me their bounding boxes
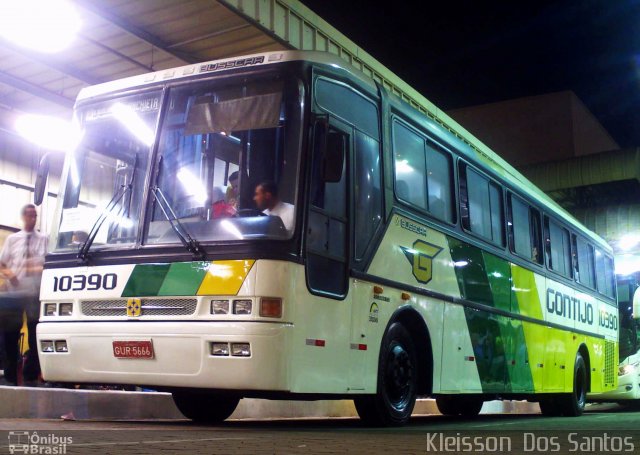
[35,51,618,426]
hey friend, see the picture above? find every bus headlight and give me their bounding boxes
[620,363,639,376]
[55,340,68,352]
[211,342,229,356]
[210,300,229,315]
[233,300,252,315]
[59,303,73,316]
[44,303,57,316]
[41,340,54,353]
[259,298,282,318]
[231,343,251,357]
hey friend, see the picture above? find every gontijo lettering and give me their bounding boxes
[546,288,594,325]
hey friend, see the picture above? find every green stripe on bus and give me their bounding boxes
[121,263,171,297]
[157,261,210,296]
[447,236,535,393]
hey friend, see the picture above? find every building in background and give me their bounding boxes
[449,91,639,276]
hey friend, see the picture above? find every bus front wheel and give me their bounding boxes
[172,392,240,423]
[354,322,418,426]
[558,352,587,417]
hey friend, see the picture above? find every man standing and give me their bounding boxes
[0,204,47,386]
[253,181,295,234]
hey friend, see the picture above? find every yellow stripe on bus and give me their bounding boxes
[196,260,255,296]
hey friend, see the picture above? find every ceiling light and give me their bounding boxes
[0,0,81,53]
[619,234,640,252]
[15,114,81,152]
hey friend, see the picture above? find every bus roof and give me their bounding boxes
[76,49,612,252]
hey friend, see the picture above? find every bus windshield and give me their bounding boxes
[52,74,301,254]
[146,76,299,245]
[53,91,161,252]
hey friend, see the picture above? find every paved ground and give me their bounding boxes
[1,403,639,454]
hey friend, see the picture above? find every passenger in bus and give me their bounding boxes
[70,230,89,246]
[531,246,540,263]
[225,171,240,209]
[253,181,294,234]
[211,187,236,218]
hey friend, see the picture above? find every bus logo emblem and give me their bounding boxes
[126,298,142,317]
[401,240,442,284]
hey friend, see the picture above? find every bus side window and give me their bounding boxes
[393,121,427,209]
[573,235,596,289]
[425,142,455,223]
[459,164,503,246]
[508,194,542,264]
[595,249,615,299]
[392,120,455,223]
[354,131,382,260]
[544,217,572,278]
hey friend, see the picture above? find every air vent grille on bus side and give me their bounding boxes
[604,340,616,386]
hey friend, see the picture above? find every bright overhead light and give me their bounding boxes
[619,234,640,252]
[15,114,81,152]
[0,0,81,53]
[615,254,640,276]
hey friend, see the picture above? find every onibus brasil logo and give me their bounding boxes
[8,431,72,454]
[401,240,443,284]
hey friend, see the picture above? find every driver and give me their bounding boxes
[253,181,294,234]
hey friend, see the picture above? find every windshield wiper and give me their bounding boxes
[77,184,129,262]
[151,186,205,259]
[78,155,138,263]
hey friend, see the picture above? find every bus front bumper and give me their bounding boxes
[36,321,291,391]
[588,369,640,402]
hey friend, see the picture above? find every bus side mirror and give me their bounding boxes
[322,131,345,183]
[34,153,52,206]
[633,287,640,319]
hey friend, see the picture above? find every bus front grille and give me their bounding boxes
[81,299,198,317]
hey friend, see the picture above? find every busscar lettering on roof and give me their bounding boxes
[200,56,265,73]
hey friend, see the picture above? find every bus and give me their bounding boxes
[34,50,618,426]
[589,276,640,405]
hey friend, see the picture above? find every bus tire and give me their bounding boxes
[172,392,240,423]
[354,322,418,426]
[558,352,587,417]
[435,396,460,416]
[538,398,562,416]
[436,396,483,417]
[459,398,484,417]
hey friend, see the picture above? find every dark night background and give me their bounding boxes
[300,0,640,147]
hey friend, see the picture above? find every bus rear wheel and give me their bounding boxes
[354,323,418,426]
[558,352,587,417]
[172,392,240,423]
[538,398,562,416]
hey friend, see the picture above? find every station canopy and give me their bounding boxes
[0,0,582,238]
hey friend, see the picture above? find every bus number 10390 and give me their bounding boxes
[53,273,118,292]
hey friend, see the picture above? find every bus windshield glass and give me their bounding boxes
[53,91,161,252]
[146,76,299,244]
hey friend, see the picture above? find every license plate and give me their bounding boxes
[113,340,154,359]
